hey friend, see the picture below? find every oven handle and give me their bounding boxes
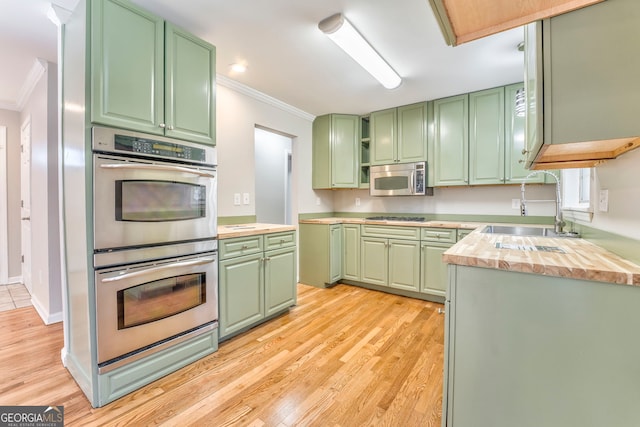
[100,257,216,283]
[99,163,216,179]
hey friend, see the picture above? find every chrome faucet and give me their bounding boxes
[520,171,565,234]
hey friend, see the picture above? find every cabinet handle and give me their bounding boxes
[159,123,166,128]
[168,125,175,130]
[521,148,529,155]
[280,239,285,244]
[438,308,445,315]
[263,256,271,262]
[241,245,249,249]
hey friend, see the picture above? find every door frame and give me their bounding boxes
[0,126,7,284]
[20,117,32,292]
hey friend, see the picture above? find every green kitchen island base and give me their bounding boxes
[443,265,640,427]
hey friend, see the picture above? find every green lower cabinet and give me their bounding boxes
[264,246,297,316]
[420,242,449,297]
[388,239,420,292]
[219,253,264,338]
[342,224,361,281]
[299,223,342,288]
[360,237,388,286]
[360,234,420,291]
[444,265,640,427]
[218,232,296,340]
[420,227,457,298]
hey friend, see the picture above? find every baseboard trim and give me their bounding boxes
[31,294,63,325]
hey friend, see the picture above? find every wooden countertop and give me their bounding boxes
[299,217,481,229]
[444,228,640,286]
[218,223,296,239]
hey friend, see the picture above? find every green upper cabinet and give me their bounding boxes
[524,0,640,168]
[370,102,428,166]
[433,94,469,186]
[91,0,215,145]
[312,114,359,189]
[370,108,396,165]
[469,87,505,185]
[505,83,544,183]
[164,24,216,145]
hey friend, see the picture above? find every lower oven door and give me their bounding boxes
[93,153,217,251]
[95,251,218,365]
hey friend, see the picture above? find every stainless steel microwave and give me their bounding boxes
[370,162,433,196]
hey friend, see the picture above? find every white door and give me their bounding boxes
[0,126,8,285]
[21,119,32,293]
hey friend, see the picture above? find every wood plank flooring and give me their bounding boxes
[0,283,445,426]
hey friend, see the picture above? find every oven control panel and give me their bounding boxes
[114,135,206,162]
[92,126,216,166]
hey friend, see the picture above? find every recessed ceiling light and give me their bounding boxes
[230,63,247,73]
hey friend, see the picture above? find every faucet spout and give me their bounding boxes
[520,171,565,234]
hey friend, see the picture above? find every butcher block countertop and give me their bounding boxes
[298,217,481,229]
[444,228,640,286]
[218,223,296,239]
[299,217,640,285]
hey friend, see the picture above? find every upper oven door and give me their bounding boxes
[93,154,217,252]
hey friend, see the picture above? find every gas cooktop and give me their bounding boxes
[365,216,426,222]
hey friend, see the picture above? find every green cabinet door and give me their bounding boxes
[342,224,361,281]
[91,0,165,134]
[397,102,428,164]
[360,237,388,286]
[433,94,469,186]
[420,242,450,297]
[264,246,296,316]
[332,115,359,188]
[469,87,505,185]
[329,224,343,283]
[388,239,420,292]
[312,114,359,189]
[219,252,264,338]
[165,24,216,145]
[505,83,544,183]
[370,108,397,165]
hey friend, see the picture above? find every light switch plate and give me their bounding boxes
[242,193,250,205]
[355,197,361,207]
[599,189,609,212]
[233,193,241,206]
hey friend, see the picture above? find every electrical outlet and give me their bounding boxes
[316,197,321,206]
[355,197,361,207]
[599,189,609,212]
[511,199,521,209]
[233,193,241,206]
[242,193,250,205]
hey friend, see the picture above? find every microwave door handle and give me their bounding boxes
[100,257,217,283]
[409,171,415,194]
[99,163,216,179]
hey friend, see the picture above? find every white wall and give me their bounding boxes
[332,184,557,218]
[216,80,332,219]
[19,61,62,323]
[588,147,640,240]
[0,108,22,280]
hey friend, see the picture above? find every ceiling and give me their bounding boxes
[0,0,525,116]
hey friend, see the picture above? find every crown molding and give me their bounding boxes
[15,59,48,112]
[216,74,315,122]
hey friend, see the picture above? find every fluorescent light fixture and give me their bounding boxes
[319,13,402,89]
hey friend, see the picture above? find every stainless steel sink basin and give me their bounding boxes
[224,225,256,230]
[481,225,579,238]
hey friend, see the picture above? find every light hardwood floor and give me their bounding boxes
[0,283,445,426]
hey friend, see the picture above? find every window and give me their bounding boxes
[562,168,593,221]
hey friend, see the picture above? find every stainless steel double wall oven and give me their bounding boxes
[92,126,218,372]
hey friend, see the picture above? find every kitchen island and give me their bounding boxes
[441,228,640,427]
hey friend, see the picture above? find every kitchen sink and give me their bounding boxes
[223,225,256,229]
[481,225,579,238]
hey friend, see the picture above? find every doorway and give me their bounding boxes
[254,127,293,225]
[20,118,32,293]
